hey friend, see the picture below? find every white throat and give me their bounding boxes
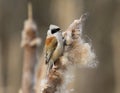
[54,31,63,43]
[54,31,64,54]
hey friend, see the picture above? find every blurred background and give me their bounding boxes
[0,0,120,93]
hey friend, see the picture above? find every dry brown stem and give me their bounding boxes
[38,13,89,93]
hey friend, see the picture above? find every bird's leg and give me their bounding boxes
[53,59,60,69]
[53,63,58,69]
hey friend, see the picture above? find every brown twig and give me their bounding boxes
[38,13,96,93]
[20,2,41,93]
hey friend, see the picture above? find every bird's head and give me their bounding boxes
[47,24,61,36]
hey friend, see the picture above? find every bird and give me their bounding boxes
[44,24,64,76]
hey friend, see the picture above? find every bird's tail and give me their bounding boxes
[46,60,54,77]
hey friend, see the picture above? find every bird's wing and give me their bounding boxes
[44,36,58,64]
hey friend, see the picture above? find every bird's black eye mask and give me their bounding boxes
[51,28,60,34]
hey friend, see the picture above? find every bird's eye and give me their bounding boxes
[51,28,60,34]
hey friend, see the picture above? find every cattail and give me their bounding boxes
[20,2,41,93]
[37,13,98,93]
[62,13,98,68]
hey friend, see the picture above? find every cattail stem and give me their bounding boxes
[28,2,33,20]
